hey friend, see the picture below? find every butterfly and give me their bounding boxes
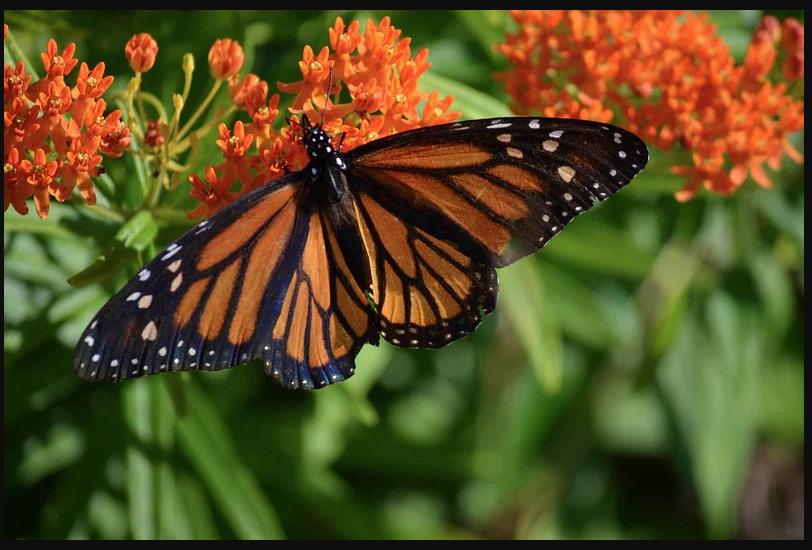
[73,113,648,389]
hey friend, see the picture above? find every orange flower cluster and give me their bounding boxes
[497,11,804,201]
[4,28,129,218]
[188,16,459,218]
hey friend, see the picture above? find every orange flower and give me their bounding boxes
[4,34,126,217]
[40,39,78,79]
[278,45,335,111]
[189,16,459,217]
[18,148,59,218]
[73,62,114,100]
[125,33,159,73]
[187,166,236,219]
[228,73,268,110]
[98,110,131,158]
[497,10,804,201]
[5,148,32,215]
[4,61,31,106]
[215,121,254,186]
[208,38,245,80]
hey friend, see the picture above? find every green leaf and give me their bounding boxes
[123,380,156,540]
[418,70,513,120]
[499,258,562,392]
[4,27,41,80]
[451,10,506,65]
[176,382,286,540]
[658,295,762,539]
[67,210,158,287]
[178,474,220,540]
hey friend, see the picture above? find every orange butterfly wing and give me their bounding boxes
[347,117,648,347]
[73,175,375,388]
[264,208,376,388]
[74,116,648,388]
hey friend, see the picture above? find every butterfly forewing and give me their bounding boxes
[349,117,649,268]
[73,176,308,382]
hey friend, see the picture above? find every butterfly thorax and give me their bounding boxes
[303,120,349,204]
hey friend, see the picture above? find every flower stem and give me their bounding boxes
[174,79,223,146]
[173,105,237,154]
[138,91,169,123]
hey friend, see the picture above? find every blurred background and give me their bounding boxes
[4,10,804,540]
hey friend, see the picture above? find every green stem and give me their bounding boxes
[144,173,163,210]
[80,201,128,224]
[138,91,169,124]
[175,79,223,145]
[173,105,237,154]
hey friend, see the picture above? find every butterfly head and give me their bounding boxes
[300,113,348,202]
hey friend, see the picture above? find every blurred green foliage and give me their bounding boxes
[4,10,804,540]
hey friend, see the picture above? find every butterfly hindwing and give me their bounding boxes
[353,191,498,349]
[262,207,377,389]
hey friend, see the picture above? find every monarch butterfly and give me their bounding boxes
[73,112,648,389]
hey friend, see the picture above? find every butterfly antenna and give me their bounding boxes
[321,66,334,127]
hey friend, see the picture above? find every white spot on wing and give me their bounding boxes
[618,150,627,158]
[558,166,576,182]
[90,320,98,329]
[92,354,101,362]
[171,273,183,292]
[138,270,150,282]
[84,335,95,346]
[549,130,564,138]
[127,292,141,302]
[529,120,540,129]
[162,246,183,261]
[488,122,512,129]
[159,347,167,357]
[142,321,158,341]
[543,140,559,152]
[564,192,573,201]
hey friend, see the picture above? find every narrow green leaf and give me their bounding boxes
[123,380,156,540]
[67,210,158,287]
[658,296,762,539]
[4,27,41,80]
[178,474,220,540]
[419,70,513,120]
[544,220,658,280]
[500,258,562,392]
[176,382,285,540]
[4,216,86,242]
[152,380,178,540]
[451,10,505,65]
